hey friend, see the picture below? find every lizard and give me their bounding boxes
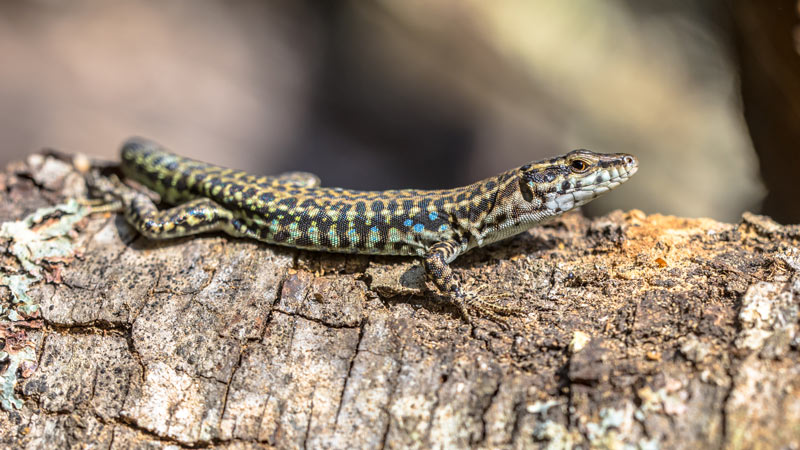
[89,137,638,324]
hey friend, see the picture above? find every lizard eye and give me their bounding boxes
[570,159,589,173]
[518,177,534,202]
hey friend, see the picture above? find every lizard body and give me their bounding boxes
[97,137,638,323]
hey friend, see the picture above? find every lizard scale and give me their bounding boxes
[94,137,638,324]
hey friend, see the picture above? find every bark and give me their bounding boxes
[1,153,799,449]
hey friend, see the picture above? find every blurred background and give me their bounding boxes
[0,1,798,223]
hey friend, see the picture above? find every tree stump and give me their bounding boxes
[1,153,798,449]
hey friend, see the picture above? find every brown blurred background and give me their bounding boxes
[0,1,798,223]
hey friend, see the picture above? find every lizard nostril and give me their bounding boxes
[623,155,635,166]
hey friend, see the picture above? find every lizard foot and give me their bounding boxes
[82,173,125,213]
[459,292,524,328]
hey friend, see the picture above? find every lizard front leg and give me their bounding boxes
[423,240,521,325]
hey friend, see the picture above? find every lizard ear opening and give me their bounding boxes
[519,177,534,202]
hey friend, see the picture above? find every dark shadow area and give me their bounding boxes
[731,0,800,224]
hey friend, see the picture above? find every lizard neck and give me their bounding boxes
[462,171,558,249]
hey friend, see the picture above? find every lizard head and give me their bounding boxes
[517,149,638,212]
[476,149,637,247]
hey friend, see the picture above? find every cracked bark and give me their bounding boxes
[1,153,800,449]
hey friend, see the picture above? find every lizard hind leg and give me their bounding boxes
[88,173,235,239]
[127,197,236,239]
[273,171,321,188]
[254,171,322,189]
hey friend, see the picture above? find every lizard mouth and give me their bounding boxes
[550,162,637,211]
[573,159,637,198]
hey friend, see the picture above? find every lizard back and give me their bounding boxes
[121,138,512,256]
[119,137,637,257]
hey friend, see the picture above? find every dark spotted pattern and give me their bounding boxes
[105,137,637,324]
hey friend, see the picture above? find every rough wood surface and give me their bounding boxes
[1,154,799,449]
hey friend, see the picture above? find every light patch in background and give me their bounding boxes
[0,1,319,171]
[377,0,764,220]
[483,0,765,219]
